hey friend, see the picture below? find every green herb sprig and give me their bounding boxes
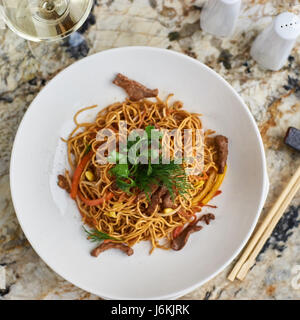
[108,126,191,199]
[83,227,119,243]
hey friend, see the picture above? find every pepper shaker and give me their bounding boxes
[251,12,300,71]
[200,0,241,38]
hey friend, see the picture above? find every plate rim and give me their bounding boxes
[10,46,269,300]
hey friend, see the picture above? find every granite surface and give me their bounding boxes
[0,0,300,300]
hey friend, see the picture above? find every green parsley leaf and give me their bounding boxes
[110,164,129,178]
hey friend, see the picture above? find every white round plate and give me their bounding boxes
[10,47,268,300]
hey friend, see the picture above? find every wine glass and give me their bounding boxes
[0,0,93,41]
[0,0,93,73]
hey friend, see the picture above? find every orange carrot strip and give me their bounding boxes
[70,150,94,199]
[212,190,222,199]
[78,192,114,206]
[199,204,217,208]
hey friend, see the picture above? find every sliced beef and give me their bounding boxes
[110,181,118,191]
[157,185,168,197]
[57,174,70,193]
[171,219,203,251]
[91,242,134,257]
[113,73,159,101]
[162,191,176,209]
[215,135,228,174]
[199,213,215,225]
[146,185,168,214]
[137,184,159,201]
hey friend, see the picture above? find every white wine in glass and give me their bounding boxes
[0,0,93,41]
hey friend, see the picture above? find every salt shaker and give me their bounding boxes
[251,12,300,71]
[200,0,241,38]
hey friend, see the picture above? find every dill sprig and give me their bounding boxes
[109,126,191,198]
[83,227,119,243]
[134,161,190,200]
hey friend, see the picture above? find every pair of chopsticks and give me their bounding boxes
[228,165,300,281]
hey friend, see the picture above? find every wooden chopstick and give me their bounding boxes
[228,165,300,282]
[236,173,300,280]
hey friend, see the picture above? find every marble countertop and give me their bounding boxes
[1,0,300,300]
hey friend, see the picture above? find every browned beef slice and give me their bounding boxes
[162,191,177,209]
[171,220,203,251]
[91,242,134,257]
[113,73,158,101]
[215,135,228,174]
[57,175,70,193]
[146,186,168,214]
[199,213,215,225]
[137,184,159,202]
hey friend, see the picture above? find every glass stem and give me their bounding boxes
[42,1,55,11]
